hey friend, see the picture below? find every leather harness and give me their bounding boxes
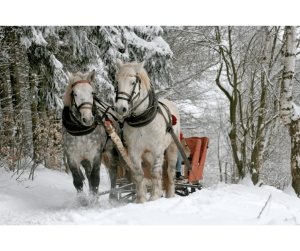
[115,75,197,180]
[62,80,117,137]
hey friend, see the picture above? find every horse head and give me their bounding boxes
[65,70,96,126]
[115,59,150,117]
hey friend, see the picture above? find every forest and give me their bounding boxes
[1,26,300,197]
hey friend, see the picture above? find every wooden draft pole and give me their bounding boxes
[104,121,151,187]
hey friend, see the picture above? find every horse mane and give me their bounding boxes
[64,72,91,107]
[116,62,151,91]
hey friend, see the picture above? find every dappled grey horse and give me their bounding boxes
[62,70,120,202]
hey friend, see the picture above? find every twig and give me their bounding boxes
[16,169,25,180]
[25,186,38,189]
[258,194,272,218]
[11,170,18,178]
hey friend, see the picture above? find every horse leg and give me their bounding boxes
[81,159,92,192]
[90,154,102,195]
[65,154,83,193]
[149,152,164,201]
[130,154,147,203]
[165,142,177,198]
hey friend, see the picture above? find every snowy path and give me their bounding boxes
[0,166,300,225]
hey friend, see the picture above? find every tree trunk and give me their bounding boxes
[218,134,223,182]
[279,26,300,196]
[29,70,39,161]
[8,29,22,119]
[8,28,24,170]
[0,65,13,140]
[252,27,271,184]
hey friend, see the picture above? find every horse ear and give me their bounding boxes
[116,58,123,69]
[67,71,73,80]
[87,70,96,83]
[134,60,145,73]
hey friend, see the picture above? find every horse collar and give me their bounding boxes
[124,88,159,128]
[62,106,98,136]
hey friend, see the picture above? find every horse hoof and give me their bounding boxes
[149,195,160,201]
[166,192,175,198]
[136,197,147,204]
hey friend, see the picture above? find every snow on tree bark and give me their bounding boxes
[279,26,300,196]
[252,27,271,184]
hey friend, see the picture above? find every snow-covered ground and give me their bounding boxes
[0,165,300,225]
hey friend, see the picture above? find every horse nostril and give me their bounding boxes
[83,118,87,123]
[122,107,127,113]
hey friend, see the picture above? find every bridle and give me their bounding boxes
[69,80,97,126]
[115,74,141,106]
[115,73,153,117]
[71,80,94,112]
[63,79,119,139]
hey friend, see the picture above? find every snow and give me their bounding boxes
[284,182,298,197]
[31,27,48,46]
[1,165,300,225]
[291,102,300,121]
[125,32,172,57]
[20,27,48,49]
[50,54,63,69]
[20,36,31,49]
[238,174,254,187]
[237,151,242,161]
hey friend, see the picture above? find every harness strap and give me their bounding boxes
[158,102,198,182]
[124,89,159,128]
[93,96,119,122]
[72,80,92,88]
[115,74,141,106]
[77,102,93,110]
[129,89,150,114]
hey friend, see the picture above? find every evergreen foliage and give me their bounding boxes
[0,26,173,171]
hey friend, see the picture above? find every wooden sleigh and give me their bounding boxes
[100,122,209,202]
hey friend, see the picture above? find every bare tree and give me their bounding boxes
[279,26,300,196]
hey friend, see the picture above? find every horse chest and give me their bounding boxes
[123,124,167,152]
[62,128,103,157]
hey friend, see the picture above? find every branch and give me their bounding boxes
[215,61,232,101]
[257,194,272,218]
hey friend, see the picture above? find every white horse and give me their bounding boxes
[115,59,180,203]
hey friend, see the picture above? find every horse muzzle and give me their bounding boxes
[81,115,94,126]
[116,104,129,118]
